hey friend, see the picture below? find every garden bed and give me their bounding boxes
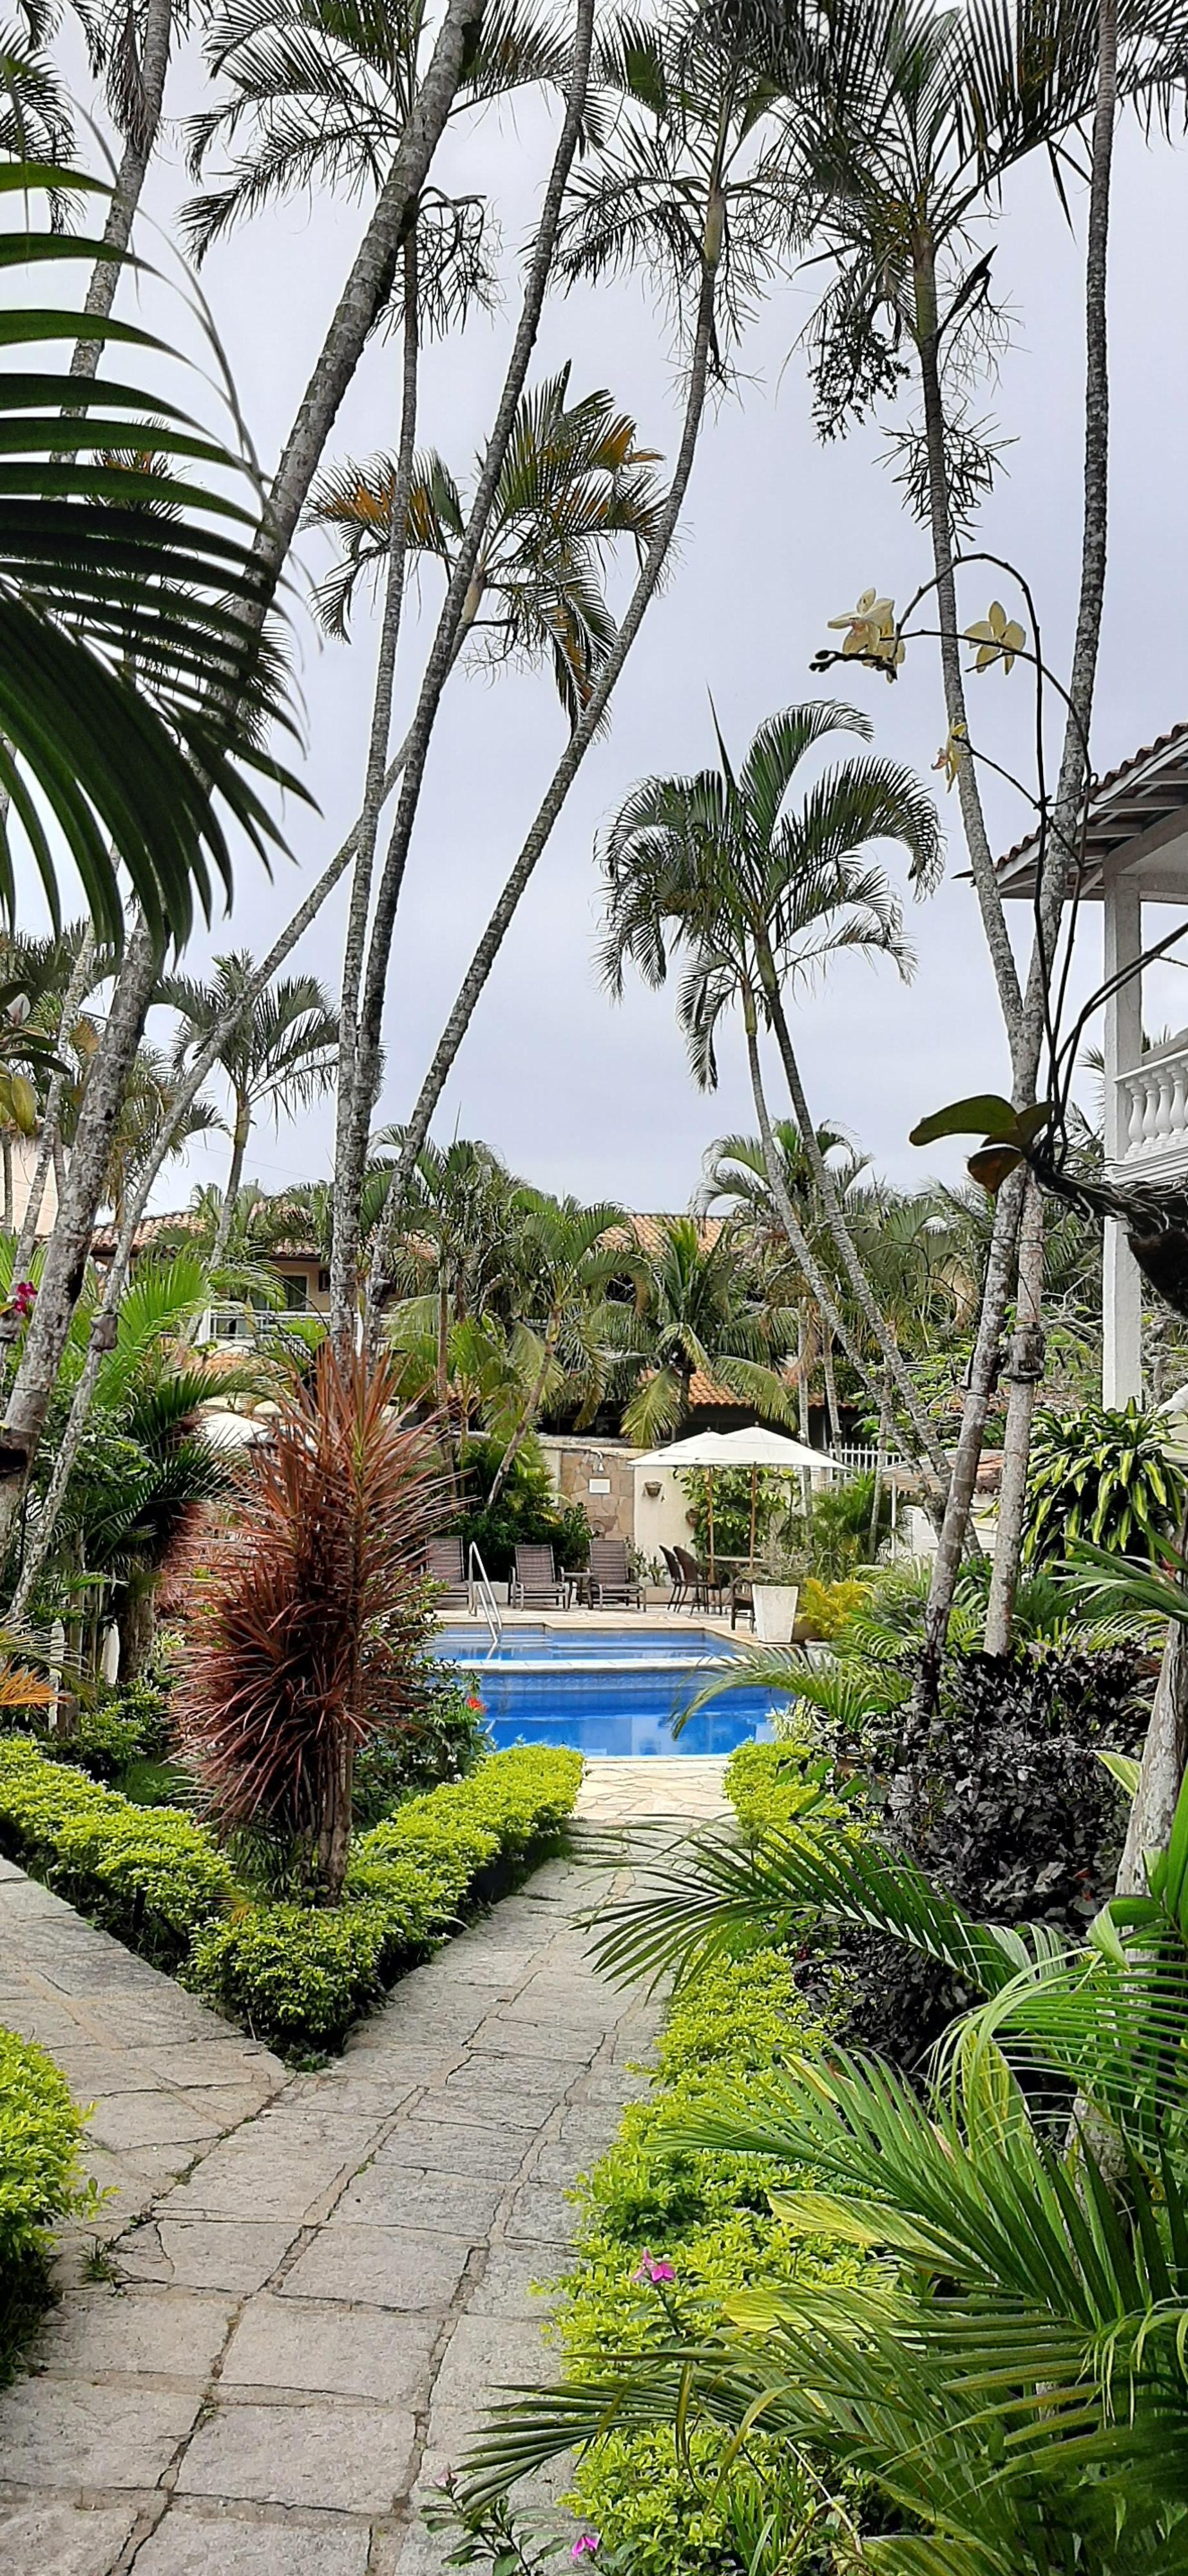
[0,1738,583,2057]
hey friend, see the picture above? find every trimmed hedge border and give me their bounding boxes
[0,1738,584,2056]
[551,1739,863,2576]
[0,2025,91,2383]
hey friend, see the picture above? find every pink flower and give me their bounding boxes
[571,2538,600,2561]
[632,2251,676,2286]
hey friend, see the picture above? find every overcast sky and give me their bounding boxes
[55,39,1188,1215]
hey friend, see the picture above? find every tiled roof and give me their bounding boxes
[603,1213,724,1255]
[997,722,1188,891]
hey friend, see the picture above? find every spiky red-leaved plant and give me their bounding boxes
[177,1347,449,1899]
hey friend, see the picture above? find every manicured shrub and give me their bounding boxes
[556,1944,865,2576]
[0,1734,582,2058]
[187,1750,583,2054]
[0,1734,234,1965]
[0,2026,91,2381]
[187,1903,394,2050]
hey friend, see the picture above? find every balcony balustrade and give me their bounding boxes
[1109,1034,1188,1186]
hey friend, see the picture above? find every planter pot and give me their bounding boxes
[752,1584,800,1645]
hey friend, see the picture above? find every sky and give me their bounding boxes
[46,33,1188,1217]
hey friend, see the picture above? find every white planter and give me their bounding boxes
[752,1584,800,1645]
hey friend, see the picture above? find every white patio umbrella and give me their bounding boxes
[711,1425,841,1571]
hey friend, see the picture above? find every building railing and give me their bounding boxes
[1110,1037,1188,1184]
[195,1304,258,1345]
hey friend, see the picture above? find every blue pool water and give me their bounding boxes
[432,1624,778,1757]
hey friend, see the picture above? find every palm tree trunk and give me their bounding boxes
[1,1133,12,1233]
[984,1174,1045,1653]
[347,0,597,1221]
[70,0,175,381]
[0,918,160,1560]
[740,1003,935,1492]
[821,1332,841,1449]
[757,958,952,1493]
[915,1167,1023,1707]
[8,931,95,1298]
[369,241,723,1309]
[330,231,421,1344]
[211,1104,251,1267]
[249,0,484,599]
[869,1377,892,1556]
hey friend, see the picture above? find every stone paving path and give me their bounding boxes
[0,1759,727,2576]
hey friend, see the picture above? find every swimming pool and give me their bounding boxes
[431,1624,778,1757]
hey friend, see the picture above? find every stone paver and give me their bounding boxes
[0,1759,726,2573]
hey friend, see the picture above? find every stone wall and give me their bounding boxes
[537,1436,638,1545]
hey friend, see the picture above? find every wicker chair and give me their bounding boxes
[587,1538,644,1607]
[510,1544,566,1608]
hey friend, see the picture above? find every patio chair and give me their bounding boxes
[675,1545,729,1615]
[661,1544,691,1611]
[511,1544,566,1608]
[425,1537,469,1609]
[730,1574,755,1632]
[587,1537,644,1608]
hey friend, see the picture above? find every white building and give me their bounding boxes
[997,724,1188,1406]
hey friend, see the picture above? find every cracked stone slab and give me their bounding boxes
[133,2508,373,2576]
[0,2501,139,2575]
[0,2376,202,2488]
[219,2293,441,2403]
[277,2225,474,2311]
[116,2219,300,2295]
[175,2400,418,2513]
[28,2286,236,2382]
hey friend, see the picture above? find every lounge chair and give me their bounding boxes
[661,1544,692,1612]
[511,1544,566,1608]
[425,1536,469,1610]
[675,1545,729,1615]
[588,1537,644,1608]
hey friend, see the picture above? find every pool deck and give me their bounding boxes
[444,1609,743,1642]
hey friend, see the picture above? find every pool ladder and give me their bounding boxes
[468,1542,503,1655]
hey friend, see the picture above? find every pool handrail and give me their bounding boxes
[467,1542,503,1655]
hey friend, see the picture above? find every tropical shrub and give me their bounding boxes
[1024,1399,1186,1564]
[351,1665,490,1826]
[0,2027,91,2381]
[553,1944,865,2576]
[795,1575,869,1640]
[0,1734,582,2052]
[178,1346,446,1899]
[470,1770,1188,2571]
[453,1434,589,1582]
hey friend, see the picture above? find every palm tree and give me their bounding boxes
[599,698,948,1485]
[313,367,666,1329]
[486,1191,628,1502]
[601,1214,798,1448]
[162,956,340,1265]
[308,369,665,731]
[699,1119,868,1443]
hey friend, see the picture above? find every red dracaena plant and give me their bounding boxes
[178,1346,449,1900]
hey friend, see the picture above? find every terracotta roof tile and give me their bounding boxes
[997,721,1188,880]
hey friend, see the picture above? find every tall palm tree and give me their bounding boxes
[365,1,796,1309]
[602,1213,798,1447]
[699,1119,868,1442]
[162,956,340,1265]
[599,698,948,1484]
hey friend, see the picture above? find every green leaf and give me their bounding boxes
[910,1092,1019,1146]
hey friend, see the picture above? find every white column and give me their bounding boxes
[1102,869,1144,1405]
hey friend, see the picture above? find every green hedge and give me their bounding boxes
[0,2026,91,2382]
[0,1737,583,2056]
[193,1748,583,2052]
[0,1736,233,1965]
[553,1750,863,2576]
